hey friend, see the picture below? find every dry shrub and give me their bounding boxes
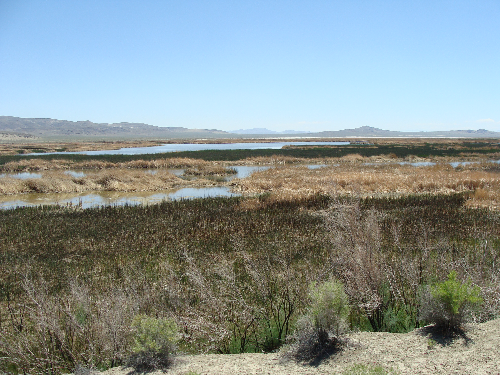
[173,240,311,354]
[0,272,142,374]
[323,203,387,320]
[340,154,365,163]
[480,273,500,321]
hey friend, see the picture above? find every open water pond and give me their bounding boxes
[0,186,239,210]
[28,141,350,156]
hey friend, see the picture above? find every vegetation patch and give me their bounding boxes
[0,192,498,373]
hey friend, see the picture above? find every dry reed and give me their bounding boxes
[0,169,200,195]
[231,163,500,209]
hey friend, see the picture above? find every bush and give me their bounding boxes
[419,271,483,332]
[127,315,178,371]
[282,278,350,362]
[309,278,350,338]
[342,363,399,374]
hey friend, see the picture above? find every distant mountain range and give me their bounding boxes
[308,126,500,138]
[229,128,309,135]
[0,116,227,139]
[1,116,499,139]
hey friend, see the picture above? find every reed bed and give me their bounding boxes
[0,169,205,195]
[0,158,240,195]
[0,157,226,172]
[1,139,499,167]
[231,163,500,209]
[0,194,499,374]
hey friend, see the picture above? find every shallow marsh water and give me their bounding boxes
[0,165,271,209]
[0,187,239,210]
[1,160,498,209]
[28,141,350,156]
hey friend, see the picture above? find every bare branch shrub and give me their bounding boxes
[0,271,141,374]
[323,202,388,329]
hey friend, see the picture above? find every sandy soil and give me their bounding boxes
[100,319,500,375]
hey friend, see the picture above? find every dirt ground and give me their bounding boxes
[100,318,500,375]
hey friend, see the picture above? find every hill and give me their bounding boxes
[1,116,499,140]
[310,126,500,138]
[0,116,229,140]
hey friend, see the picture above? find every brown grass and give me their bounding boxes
[0,169,213,195]
[230,162,500,209]
[0,157,223,172]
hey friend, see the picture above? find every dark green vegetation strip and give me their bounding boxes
[1,141,499,165]
[1,193,499,372]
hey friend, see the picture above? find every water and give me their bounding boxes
[0,172,43,179]
[27,141,350,156]
[64,171,86,177]
[2,160,499,210]
[0,165,272,209]
[0,186,239,210]
[307,164,327,169]
[228,166,271,180]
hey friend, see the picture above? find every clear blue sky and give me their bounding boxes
[1,0,499,132]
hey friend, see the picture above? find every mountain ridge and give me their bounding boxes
[1,116,499,139]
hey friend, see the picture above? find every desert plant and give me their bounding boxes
[426,338,437,350]
[419,271,483,332]
[342,363,399,374]
[282,278,350,362]
[127,314,178,371]
[308,278,350,338]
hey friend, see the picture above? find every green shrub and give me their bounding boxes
[282,278,350,362]
[309,278,350,338]
[342,363,399,374]
[419,271,483,332]
[127,315,178,371]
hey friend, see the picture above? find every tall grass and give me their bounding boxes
[1,139,499,166]
[232,163,500,209]
[0,193,499,373]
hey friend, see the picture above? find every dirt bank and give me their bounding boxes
[100,319,500,375]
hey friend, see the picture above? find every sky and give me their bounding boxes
[0,1,499,133]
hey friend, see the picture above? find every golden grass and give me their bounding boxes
[0,140,166,155]
[230,162,500,209]
[0,169,219,195]
[2,156,500,209]
[0,157,223,172]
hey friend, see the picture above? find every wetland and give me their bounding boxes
[1,138,500,374]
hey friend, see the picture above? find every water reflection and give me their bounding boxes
[28,141,350,156]
[0,187,240,210]
[0,172,43,179]
[307,164,327,169]
[165,187,238,200]
[64,171,86,177]
[227,166,270,180]
[2,160,499,210]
